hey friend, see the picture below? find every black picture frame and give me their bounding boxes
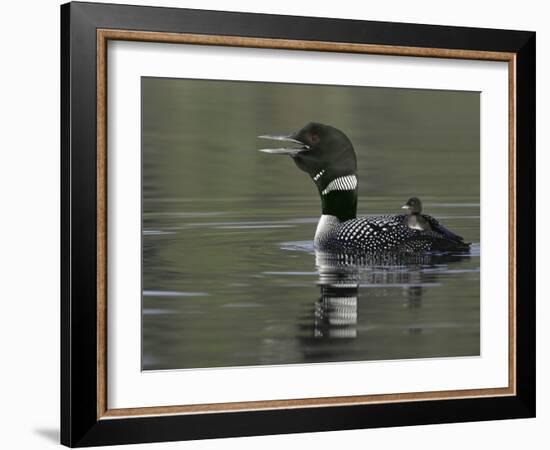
[61,1,535,447]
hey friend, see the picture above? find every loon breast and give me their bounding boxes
[315,214,415,251]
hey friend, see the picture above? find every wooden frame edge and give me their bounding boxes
[100,387,515,419]
[97,29,108,419]
[98,28,515,61]
[508,55,517,395]
[95,28,517,420]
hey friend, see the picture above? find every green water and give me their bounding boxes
[142,78,480,370]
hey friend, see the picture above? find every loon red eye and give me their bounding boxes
[310,134,319,144]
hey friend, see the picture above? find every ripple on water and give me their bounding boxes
[215,225,294,229]
[171,218,309,231]
[143,211,232,217]
[143,290,210,297]
[143,230,176,236]
[430,203,480,208]
[469,243,480,257]
[221,303,264,308]
[143,308,177,315]
[279,240,315,253]
[263,271,318,276]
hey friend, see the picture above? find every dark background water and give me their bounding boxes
[142,78,480,371]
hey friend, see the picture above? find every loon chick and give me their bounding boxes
[258,122,470,254]
[401,197,429,231]
[401,197,465,242]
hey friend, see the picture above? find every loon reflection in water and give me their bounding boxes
[259,123,471,254]
[297,248,472,360]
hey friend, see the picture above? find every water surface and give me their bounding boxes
[142,78,480,370]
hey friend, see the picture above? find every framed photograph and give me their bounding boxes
[61,1,535,447]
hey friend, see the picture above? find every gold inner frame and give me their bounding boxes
[96,29,517,420]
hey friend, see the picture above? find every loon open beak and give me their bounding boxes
[257,134,310,156]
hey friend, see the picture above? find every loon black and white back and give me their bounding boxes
[258,122,470,254]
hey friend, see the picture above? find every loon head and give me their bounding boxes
[258,122,357,191]
[258,123,358,221]
[402,197,422,214]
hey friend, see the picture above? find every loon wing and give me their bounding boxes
[403,232,470,253]
[422,214,464,242]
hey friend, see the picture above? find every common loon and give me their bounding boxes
[258,122,470,254]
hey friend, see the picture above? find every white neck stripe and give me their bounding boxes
[321,175,357,195]
[313,169,325,181]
